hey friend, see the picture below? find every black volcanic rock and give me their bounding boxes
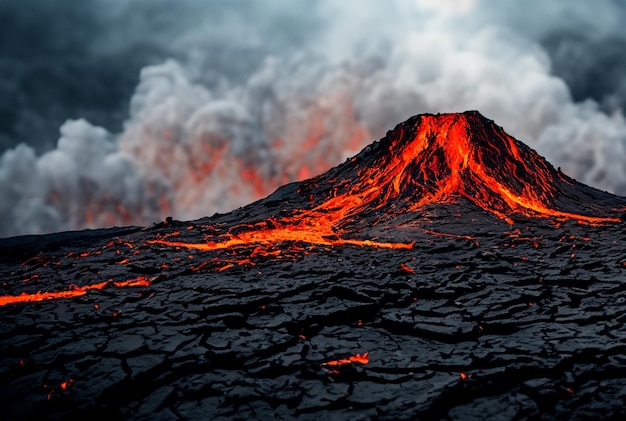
[2,112,626,420]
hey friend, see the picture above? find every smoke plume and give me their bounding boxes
[1,0,626,237]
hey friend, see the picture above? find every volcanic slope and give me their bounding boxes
[146,111,624,257]
[294,110,624,223]
[2,111,626,420]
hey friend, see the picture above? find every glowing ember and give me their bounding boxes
[322,352,369,366]
[45,378,75,401]
[59,379,74,391]
[398,263,416,274]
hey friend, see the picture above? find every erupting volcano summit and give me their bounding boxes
[2,111,626,420]
[296,110,623,225]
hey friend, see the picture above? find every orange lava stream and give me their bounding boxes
[148,224,413,251]
[0,277,151,306]
[322,352,370,366]
[423,230,475,241]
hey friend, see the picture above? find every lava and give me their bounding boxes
[398,263,416,274]
[0,277,151,306]
[322,352,370,366]
[147,226,413,252]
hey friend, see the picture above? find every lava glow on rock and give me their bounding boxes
[299,111,622,225]
[0,277,151,307]
[322,352,370,367]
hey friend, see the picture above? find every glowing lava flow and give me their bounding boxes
[322,352,370,366]
[148,111,621,260]
[148,222,413,252]
[0,277,151,306]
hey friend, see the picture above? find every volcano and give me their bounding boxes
[2,112,626,420]
[295,110,623,223]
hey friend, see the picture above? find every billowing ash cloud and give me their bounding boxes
[1,0,626,237]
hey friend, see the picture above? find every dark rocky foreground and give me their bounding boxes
[2,204,626,420]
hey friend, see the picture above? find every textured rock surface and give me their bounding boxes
[2,207,626,420]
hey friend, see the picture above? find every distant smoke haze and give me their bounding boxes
[1,0,626,237]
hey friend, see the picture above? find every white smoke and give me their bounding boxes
[2,0,626,237]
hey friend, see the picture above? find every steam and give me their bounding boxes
[2,0,626,237]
